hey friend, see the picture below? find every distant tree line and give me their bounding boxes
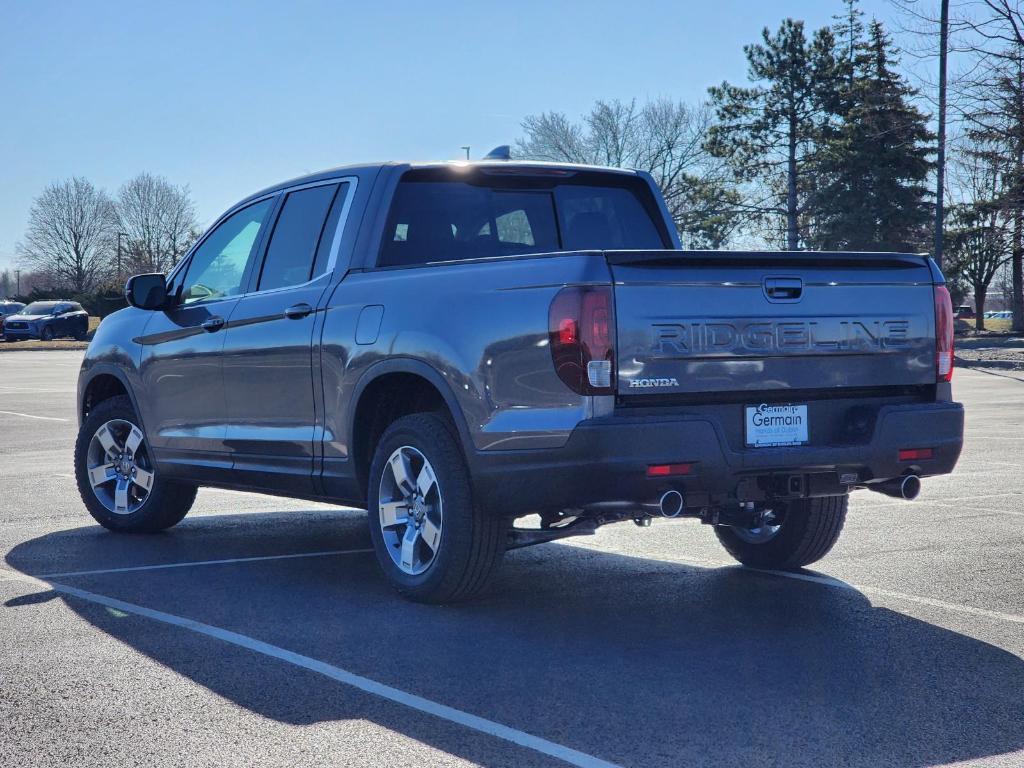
[517,0,1024,331]
[7,173,199,313]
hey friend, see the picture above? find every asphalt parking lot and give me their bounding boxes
[1,350,1023,768]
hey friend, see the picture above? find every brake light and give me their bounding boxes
[934,285,954,382]
[548,286,615,395]
[646,463,694,477]
[898,448,933,461]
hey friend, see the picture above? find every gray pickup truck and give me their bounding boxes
[75,157,963,602]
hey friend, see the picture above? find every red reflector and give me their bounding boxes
[646,463,694,478]
[898,448,933,461]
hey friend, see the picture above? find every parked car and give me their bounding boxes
[955,305,975,319]
[75,156,964,603]
[3,300,89,341]
[0,301,25,326]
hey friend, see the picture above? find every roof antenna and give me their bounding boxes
[483,145,511,161]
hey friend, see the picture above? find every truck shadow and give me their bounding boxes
[6,510,1024,768]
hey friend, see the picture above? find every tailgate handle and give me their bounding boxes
[764,277,803,301]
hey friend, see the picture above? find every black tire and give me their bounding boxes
[73,323,88,341]
[714,495,848,570]
[40,325,54,341]
[367,412,505,603]
[75,395,197,533]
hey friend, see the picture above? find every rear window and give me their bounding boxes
[379,172,667,267]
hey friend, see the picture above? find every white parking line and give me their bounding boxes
[38,548,374,579]
[0,387,76,393]
[0,568,622,768]
[0,410,68,422]
[580,547,1024,628]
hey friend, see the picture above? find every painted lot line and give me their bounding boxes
[566,546,1024,631]
[26,542,1024,630]
[0,410,69,422]
[37,547,375,579]
[0,566,622,768]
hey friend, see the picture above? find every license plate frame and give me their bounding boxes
[745,403,809,448]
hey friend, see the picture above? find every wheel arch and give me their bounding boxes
[79,365,144,430]
[349,358,474,499]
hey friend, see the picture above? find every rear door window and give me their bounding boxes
[257,184,339,291]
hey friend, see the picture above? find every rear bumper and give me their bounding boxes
[471,400,964,517]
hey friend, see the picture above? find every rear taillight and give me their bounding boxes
[548,286,615,395]
[934,285,954,382]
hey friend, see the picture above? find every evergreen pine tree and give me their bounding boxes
[810,20,934,251]
[707,20,828,250]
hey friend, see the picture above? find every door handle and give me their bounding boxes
[284,303,313,320]
[200,316,225,333]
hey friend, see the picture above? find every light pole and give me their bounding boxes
[460,146,470,160]
[14,269,20,296]
[934,0,949,270]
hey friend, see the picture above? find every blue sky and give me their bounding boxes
[0,0,901,271]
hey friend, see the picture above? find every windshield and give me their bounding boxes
[20,302,59,315]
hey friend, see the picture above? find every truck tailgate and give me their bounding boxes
[608,251,937,397]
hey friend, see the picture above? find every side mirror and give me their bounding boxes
[125,273,169,310]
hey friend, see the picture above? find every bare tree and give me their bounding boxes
[946,147,1011,327]
[17,177,117,294]
[516,98,745,247]
[116,173,199,275]
[954,0,1024,330]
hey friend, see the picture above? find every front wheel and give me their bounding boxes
[714,495,848,570]
[367,412,506,603]
[75,395,197,532]
[40,325,54,341]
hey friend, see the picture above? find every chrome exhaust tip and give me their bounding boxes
[658,490,685,518]
[870,475,921,500]
[899,475,921,500]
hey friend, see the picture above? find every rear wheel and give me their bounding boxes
[367,412,505,603]
[75,395,196,532]
[73,322,88,341]
[714,495,847,570]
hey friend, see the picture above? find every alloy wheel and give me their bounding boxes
[86,418,155,515]
[378,445,443,575]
